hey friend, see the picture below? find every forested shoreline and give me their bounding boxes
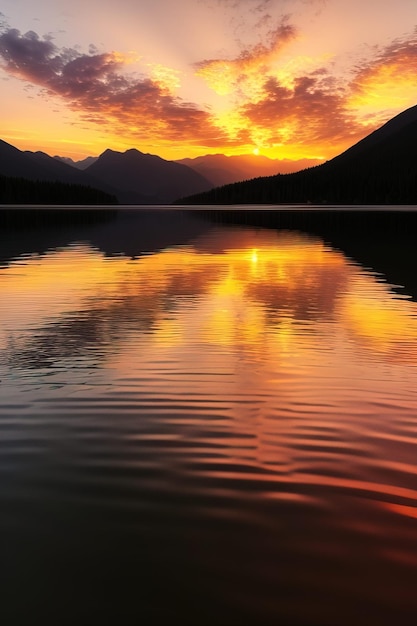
[0,175,118,205]
[178,116,417,205]
[177,159,417,205]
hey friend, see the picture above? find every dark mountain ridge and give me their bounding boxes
[332,104,417,162]
[0,140,213,204]
[0,140,121,200]
[178,105,417,205]
[85,148,212,204]
[3,104,417,206]
[0,140,59,181]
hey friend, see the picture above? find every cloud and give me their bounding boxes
[211,0,325,12]
[219,27,417,155]
[210,0,272,7]
[348,29,417,117]
[238,69,361,153]
[192,10,362,155]
[2,18,417,159]
[194,19,297,95]
[0,26,234,148]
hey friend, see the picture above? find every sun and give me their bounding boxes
[252,147,260,156]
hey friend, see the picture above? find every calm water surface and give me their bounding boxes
[1,209,417,625]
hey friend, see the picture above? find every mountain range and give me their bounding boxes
[176,154,321,186]
[54,155,98,170]
[54,153,320,185]
[179,105,417,205]
[1,104,417,205]
[0,142,212,204]
[0,139,322,205]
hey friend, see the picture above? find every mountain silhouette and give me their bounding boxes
[0,141,211,204]
[3,103,417,205]
[84,148,212,204]
[54,155,98,170]
[0,140,121,199]
[0,140,66,181]
[177,154,321,187]
[178,105,417,205]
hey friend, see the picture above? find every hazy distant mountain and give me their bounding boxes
[85,148,212,204]
[54,155,99,170]
[179,104,417,205]
[177,154,322,187]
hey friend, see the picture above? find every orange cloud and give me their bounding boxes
[0,26,235,149]
[225,28,417,158]
[348,28,417,121]
[231,70,363,158]
[2,18,417,161]
[194,20,297,96]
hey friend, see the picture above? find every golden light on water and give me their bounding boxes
[2,229,417,367]
[2,222,417,567]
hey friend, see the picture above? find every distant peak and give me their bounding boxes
[102,148,120,156]
[125,148,143,155]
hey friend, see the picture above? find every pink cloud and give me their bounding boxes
[0,26,235,148]
[194,20,296,78]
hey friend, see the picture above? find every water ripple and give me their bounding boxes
[1,220,417,624]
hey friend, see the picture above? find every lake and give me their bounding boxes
[1,207,417,625]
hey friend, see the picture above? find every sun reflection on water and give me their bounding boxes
[1,228,417,366]
[1,222,417,625]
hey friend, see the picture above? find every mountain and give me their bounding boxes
[177,154,322,187]
[6,103,417,206]
[0,139,64,182]
[0,140,211,203]
[178,104,417,205]
[24,150,103,186]
[54,155,98,170]
[0,140,120,199]
[84,148,212,204]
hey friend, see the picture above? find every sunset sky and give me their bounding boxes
[1,0,417,161]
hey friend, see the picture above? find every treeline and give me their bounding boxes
[0,174,118,205]
[179,163,417,205]
[178,119,417,205]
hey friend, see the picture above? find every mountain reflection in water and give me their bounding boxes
[1,211,417,625]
